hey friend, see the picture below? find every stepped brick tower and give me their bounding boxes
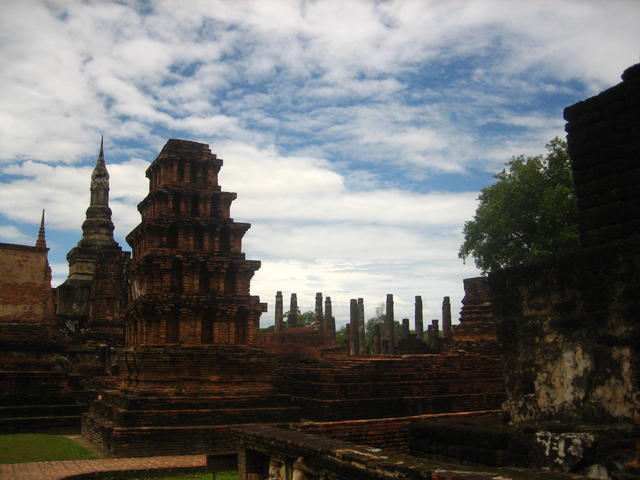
[444,277,498,356]
[57,138,127,347]
[123,139,265,346]
[83,139,297,457]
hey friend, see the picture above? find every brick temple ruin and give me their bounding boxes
[78,139,503,456]
[2,60,637,479]
[0,136,505,455]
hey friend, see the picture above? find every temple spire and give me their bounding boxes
[90,135,109,206]
[76,137,116,247]
[35,209,47,249]
[98,135,104,167]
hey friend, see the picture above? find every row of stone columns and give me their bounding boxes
[272,292,453,354]
[274,291,336,336]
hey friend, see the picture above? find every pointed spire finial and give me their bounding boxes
[35,209,47,249]
[97,135,105,167]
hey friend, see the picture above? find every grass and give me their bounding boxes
[0,433,101,464]
[102,472,236,480]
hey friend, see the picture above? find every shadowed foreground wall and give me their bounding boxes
[490,244,639,424]
[489,63,640,426]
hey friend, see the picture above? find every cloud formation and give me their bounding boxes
[1,0,638,325]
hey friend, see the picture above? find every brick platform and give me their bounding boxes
[277,354,505,421]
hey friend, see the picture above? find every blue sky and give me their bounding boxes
[1,0,639,327]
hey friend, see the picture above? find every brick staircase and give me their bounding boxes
[82,345,302,456]
[83,391,301,456]
[0,401,86,433]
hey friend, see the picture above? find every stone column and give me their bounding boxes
[401,318,410,340]
[374,324,382,355]
[315,292,324,330]
[442,296,452,339]
[427,324,435,349]
[415,295,424,341]
[430,320,440,351]
[324,296,335,338]
[357,298,365,355]
[289,293,298,328]
[345,323,351,351]
[349,299,358,356]
[274,291,283,332]
[385,294,395,354]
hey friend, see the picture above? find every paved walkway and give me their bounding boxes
[0,455,207,480]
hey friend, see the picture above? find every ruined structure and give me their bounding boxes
[274,291,283,331]
[384,293,395,354]
[122,138,265,346]
[288,293,297,328]
[445,277,498,356]
[414,295,424,339]
[230,425,580,480]
[83,139,298,456]
[0,137,506,455]
[276,353,504,422]
[314,292,323,330]
[490,64,640,427]
[349,299,359,355]
[0,214,84,431]
[56,139,128,350]
[442,296,452,339]
[323,296,335,337]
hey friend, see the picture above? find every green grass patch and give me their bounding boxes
[0,434,101,464]
[102,472,236,480]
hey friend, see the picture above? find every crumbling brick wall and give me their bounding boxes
[489,64,640,425]
[565,63,640,247]
[0,243,55,324]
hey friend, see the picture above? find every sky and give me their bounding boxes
[1,0,639,328]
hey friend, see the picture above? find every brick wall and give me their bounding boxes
[564,63,640,247]
[277,354,505,421]
[0,243,54,323]
[291,411,499,453]
[489,63,640,425]
[445,277,499,356]
[232,425,580,480]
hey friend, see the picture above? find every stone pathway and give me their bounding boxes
[0,454,206,480]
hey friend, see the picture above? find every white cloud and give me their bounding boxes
[2,0,639,329]
[0,225,32,244]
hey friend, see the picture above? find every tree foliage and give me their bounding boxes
[459,138,579,273]
[283,310,315,328]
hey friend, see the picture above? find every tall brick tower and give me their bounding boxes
[124,139,265,346]
[83,140,297,457]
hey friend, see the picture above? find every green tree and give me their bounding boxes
[335,325,348,346]
[283,310,315,328]
[364,304,404,351]
[459,138,579,272]
[364,304,385,350]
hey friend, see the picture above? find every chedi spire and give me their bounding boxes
[79,136,116,247]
